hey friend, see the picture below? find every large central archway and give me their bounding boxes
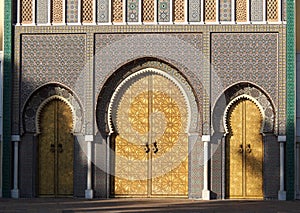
[107,68,197,197]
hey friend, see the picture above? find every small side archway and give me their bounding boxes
[210,82,276,199]
[37,98,74,196]
[22,83,84,134]
[20,83,84,197]
[212,82,276,135]
[224,96,264,199]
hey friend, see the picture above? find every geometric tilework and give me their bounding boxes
[66,0,79,23]
[94,57,202,197]
[127,0,139,22]
[188,0,201,22]
[251,0,263,21]
[158,0,171,22]
[219,0,231,22]
[143,0,155,22]
[97,0,109,22]
[94,33,204,112]
[95,58,202,135]
[189,137,204,198]
[21,35,86,110]
[22,84,83,134]
[52,0,63,23]
[21,0,33,23]
[174,0,185,22]
[205,0,216,22]
[82,0,93,23]
[112,0,123,22]
[213,84,276,134]
[20,0,287,24]
[36,0,48,24]
[267,0,278,22]
[235,0,247,22]
[211,33,279,111]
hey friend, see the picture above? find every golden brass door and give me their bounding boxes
[38,99,74,196]
[114,74,188,197]
[226,99,263,199]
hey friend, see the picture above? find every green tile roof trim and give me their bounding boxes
[286,0,295,200]
[2,0,12,197]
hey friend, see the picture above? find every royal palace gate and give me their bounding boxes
[110,71,190,197]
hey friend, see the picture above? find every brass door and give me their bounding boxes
[114,74,188,197]
[38,99,74,196]
[226,99,263,199]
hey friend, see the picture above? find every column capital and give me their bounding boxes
[11,135,20,142]
[85,135,94,142]
[202,135,211,142]
[278,135,286,142]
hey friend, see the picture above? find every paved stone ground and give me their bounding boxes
[0,198,299,213]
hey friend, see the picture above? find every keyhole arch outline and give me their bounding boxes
[107,67,198,135]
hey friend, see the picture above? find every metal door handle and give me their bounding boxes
[246,144,252,153]
[145,143,150,153]
[238,144,243,153]
[153,141,158,154]
[50,144,55,153]
[58,144,63,153]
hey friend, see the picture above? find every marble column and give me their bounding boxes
[202,135,211,200]
[11,135,20,198]
[85,135,93,199]
[278,135,286,200]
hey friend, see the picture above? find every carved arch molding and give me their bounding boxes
[212,83,276,134]
[96,59,202,137]
[22,84,83,134]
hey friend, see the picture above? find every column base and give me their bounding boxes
[278,190,286,200]
[85,189,93,199]
[202,189,211,200]
[11,189,19,199]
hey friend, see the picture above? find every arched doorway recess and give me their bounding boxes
[225,97,264,199]
[38,98,74,197]
[108,68,197,197]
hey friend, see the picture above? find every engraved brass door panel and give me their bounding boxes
[38,100,74,196]
[114,74,188,197]
[226,99,263,199]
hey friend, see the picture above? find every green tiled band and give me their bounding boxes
[286,0,295,200]
[2,0,12,197]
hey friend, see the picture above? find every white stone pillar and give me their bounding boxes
[263,0,267,23]
[231,0,235,22]
[200,0,204,23]
[202,135,211,200]
[277,0,281,22]
[278,135,286,200]
[16,0,21,25]
[85,135,93,199]
[11,135,20,199]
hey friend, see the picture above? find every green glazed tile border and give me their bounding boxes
[2,0,12,197]
[286,0,295,200]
